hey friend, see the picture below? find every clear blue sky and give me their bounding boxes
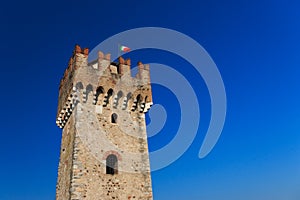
[0,0,299,199]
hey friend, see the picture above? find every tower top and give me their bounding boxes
[56,44,153,129]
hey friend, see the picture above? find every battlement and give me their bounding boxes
[89,50,150,83]
[56,45,153,129]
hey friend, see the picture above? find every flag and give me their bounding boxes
[119,45,130,52]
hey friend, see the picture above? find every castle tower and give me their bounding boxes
[55,45,153,200]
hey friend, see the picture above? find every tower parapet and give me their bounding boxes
[56,45,153,129]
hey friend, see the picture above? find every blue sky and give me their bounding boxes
[0,0,300,199]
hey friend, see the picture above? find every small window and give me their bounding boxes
[123,92,132,109]
[111,113,118,123]
[104,89,114,106]
[75,82,84,90]
[95,86,104,104]
[86,84,93,101]
[106,154,118,175]
[115,91,123,107]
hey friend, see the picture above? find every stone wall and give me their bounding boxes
[56,115,75,200]
[55,45,153,200]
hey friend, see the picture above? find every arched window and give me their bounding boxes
[113,91,123,108]
[116,91,123,105]
[86,84,93,101]
[95,86,104,105]
[104,89,114,106]
[117,91,123,98]
[136,94,141,103]
[106,154,118,175]
[132,94,142,111]
[122,92,132,109]
[111,113,118,124]
[75,82,84,90]
[127,92,132,100]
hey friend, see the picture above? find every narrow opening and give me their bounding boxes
[86,84,93,101]
[111,113,118,123]
[105,89,114,106]
[96,86,104,104]
[75,82,84,90]
[106,154,118,175]
[132,94,142,111]
[123,92,132,109]
[136,94,141,102]
[127,92,132,100]
[117,91,123,99]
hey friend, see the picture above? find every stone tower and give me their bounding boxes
[55,45,153,200]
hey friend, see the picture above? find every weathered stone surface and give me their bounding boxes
[56,45,153,200]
